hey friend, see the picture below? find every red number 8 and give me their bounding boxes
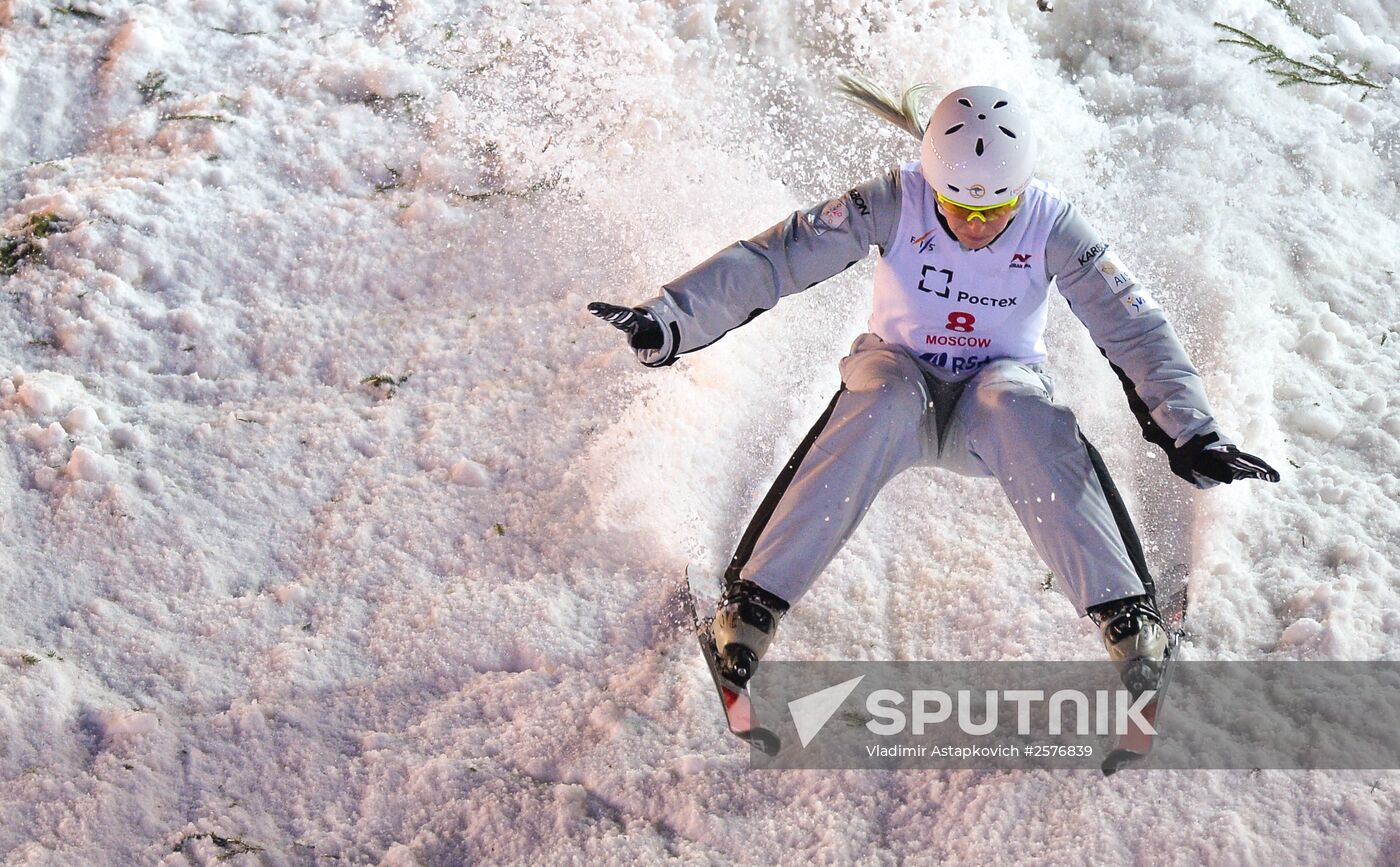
[945,311,976,333]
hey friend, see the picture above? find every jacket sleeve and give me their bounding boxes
[1046,200,1233,468]
[631,169,902,366]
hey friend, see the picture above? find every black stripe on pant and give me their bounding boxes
[723,386,848,593]
[1082,435,1156,600]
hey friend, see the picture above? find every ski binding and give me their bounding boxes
[683,575,781,756]
[1101,631,1181,775]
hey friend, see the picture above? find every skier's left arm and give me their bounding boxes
[1047,202,1279,488]
[588,171,902,367]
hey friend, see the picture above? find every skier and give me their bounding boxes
[590,80,1279,695]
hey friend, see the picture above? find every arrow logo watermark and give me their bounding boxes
[788,675,864,747]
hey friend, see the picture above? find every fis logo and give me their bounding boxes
[910,229,938,254]
[1009,253,1033,270]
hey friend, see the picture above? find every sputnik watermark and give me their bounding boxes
[866,744,1033,759]
[865,688,1157,737]
[753,661,1400,769]
[788,678,1155,746]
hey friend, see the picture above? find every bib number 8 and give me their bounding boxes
[945,311,976,333]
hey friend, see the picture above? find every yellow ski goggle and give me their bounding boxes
[936,192,1021,223]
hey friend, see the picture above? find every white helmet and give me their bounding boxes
[920,86,1037,209]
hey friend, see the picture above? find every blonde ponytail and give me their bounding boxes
[834,72,933,142]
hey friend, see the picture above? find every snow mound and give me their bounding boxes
[65,445,118,483]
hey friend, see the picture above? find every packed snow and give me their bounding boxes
[2,0,1399,863]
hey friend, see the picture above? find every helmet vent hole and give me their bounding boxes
[958,98,972,108]
[944,123,965,135]
[993,100,1008,109]
[978,114,986,120]
[995,187,1008,195]
[975,138,985,156]
[947,184,961,192]
[998,126,1017,139]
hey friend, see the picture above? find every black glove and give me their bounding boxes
[1191,442,1281,484]
[587,302,664,351]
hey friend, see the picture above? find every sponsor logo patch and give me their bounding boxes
[1118,287,1157,318]
[919,352,993,374]
[811,198,848,236]
[1094,250,1138,293]
[954,290,1017,308]
[1009,253,1033,270]
[847,188,870,216]
[1078,242,1108,266]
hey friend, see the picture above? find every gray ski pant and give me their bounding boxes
[736,333,1147,616]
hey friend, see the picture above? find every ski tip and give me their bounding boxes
[1101,748,1142,776]
[742,727,781,756]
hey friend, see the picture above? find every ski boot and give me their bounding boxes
[710,579,789,689]
[1087,593,1168,694]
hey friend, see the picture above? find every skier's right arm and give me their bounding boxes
[589,169,902,367]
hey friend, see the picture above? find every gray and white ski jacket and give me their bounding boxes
[636,161,1229,466]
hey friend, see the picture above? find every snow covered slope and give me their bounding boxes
[2,0,1399,863]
